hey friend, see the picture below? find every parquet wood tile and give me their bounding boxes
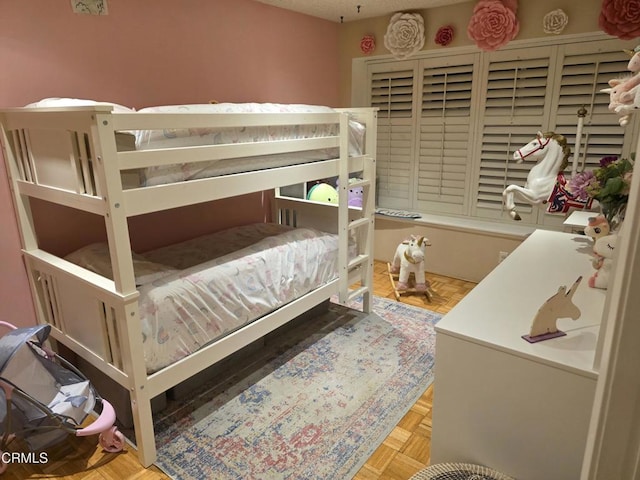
[4,260,475,480]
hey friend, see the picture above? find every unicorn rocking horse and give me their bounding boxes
[387,235,435,302]
[502,131,595,221]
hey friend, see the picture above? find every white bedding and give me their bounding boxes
[24,99,365,188]
[66,224,344,374]
[130,103,365,186]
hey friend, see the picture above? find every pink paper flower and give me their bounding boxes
[435,25,455,46]
[360,34,376,55]
[467,0,520,51]
[501,0,518,13]
[599,0,640,40]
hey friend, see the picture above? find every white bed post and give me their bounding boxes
[93,111,156,466]
[338,113,350,304]
[0,118,38,252]
[360,109,377,313]
[93,112,136,296]
[0,116,50,327]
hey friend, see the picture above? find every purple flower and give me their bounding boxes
[569,170,597,200]
[599,155,618,167]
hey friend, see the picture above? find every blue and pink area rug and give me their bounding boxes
[153,296,441,479]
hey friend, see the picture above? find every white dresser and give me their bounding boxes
[431,229,607,480]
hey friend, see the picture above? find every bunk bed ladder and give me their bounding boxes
[337,112,376,314]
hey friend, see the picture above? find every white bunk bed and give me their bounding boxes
[0,102,377,467]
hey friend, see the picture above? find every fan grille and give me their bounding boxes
[410,463,516,480]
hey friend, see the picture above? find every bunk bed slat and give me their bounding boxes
[121,158,364,216]
[109,111,341,131]
[117,136,340,170]
[16,180,107,214]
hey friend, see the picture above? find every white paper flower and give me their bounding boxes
[543,9,568,35]
[384,12,425,60]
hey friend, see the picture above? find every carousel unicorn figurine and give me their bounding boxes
[502,131,594,221]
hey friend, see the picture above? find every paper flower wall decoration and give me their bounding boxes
[599,0,640,40]
[435,25,455,46]
[360,34,376,54]
[501,0,519,13]
[384,12,425,60]
[543,9,568,34]
[467,0,520,51]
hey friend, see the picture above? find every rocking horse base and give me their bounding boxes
[387,262,435,303]
[521,330,567,343]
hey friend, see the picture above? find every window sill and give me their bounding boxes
[375,212,535,240]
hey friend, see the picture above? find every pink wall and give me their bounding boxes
[0,0,339,327]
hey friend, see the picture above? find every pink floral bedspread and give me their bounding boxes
[137,225,341,373]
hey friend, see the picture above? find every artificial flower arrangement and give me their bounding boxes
[569,154,635,229]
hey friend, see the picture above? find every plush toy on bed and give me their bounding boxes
[588,233,618,289]
[307,183,338,204]
[390,235,431,291]
[336,178,364,208]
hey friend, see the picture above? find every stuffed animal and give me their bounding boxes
[613,86,640,126]
[584,215,612,268]
[336,177,364,207]
[307,183,338,204]
[602,46,640,126]
[588,234,618,289]
[391,235,431,291]
[584,215,610,242]
[626,46,640,72]
[602,77,640,126]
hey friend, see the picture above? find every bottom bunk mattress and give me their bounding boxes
[65,224,344,373]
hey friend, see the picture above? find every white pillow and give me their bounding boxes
[25,98,135,113]
[65,243,176,285]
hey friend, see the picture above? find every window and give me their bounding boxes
[364,36,639,228]
[371,62,417,209]
[417,54,479,215]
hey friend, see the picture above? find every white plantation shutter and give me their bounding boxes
[363,37,639,226]
[416,55,479,214]
[369,63,417,209]
[550,42,637,176]
[474,47,555,222]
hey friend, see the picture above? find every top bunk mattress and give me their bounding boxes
[23,99,365,188]
[65,223,347,374]
[128,103,366,187]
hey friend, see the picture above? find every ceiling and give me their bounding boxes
[254,0,472,23]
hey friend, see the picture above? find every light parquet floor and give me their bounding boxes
[5,260,476,480]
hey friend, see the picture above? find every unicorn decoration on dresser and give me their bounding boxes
[502,131,595,221]
[522,276,583,343]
